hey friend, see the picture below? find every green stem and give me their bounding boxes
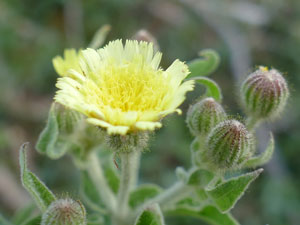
[87,152,117,212]
[116,151,140,221]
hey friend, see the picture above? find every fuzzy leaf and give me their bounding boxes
[166,205,239,225]
[188,49,220,78]
[206,169,263,213]
[244,133,274,168]
[135,204,165,225]
[19,143,56,212]
[187,168,214,188]
[129,184,162,208]
[193,77,222,102]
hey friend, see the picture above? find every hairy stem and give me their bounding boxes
[116,151,140,222]
[87,152,116,212]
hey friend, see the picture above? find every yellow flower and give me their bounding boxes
[54,40,194,135]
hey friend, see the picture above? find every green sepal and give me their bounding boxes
[19,143,56,212]
[187,168,214,188]
[193,77,222,102]
[134,203,165,225]
[206,169,263,213]
[166,205,239,225]
[129,184,162,209]
[243,133,274,168]
[187,49,220,78]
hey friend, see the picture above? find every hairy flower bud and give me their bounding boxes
[41,198,86,225]
[241,66,289,119]
[186,97,226,137]
[205,120,254,171]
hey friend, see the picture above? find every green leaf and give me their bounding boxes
[187,168,214,188]
[21,216,41,225]
[206,169,263,213]
[19,143,56,212]
[193,77,222,102]
[13,204,36,225]
[135,204,165,225]
[166,205,239,225]
[129,184,162,209]
[188,49,220,78]
[243,133,274,168]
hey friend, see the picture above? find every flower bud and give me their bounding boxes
[41,198,86,225]
[186,97,226,137]
[205,120,254,171]
[241,66,289,119]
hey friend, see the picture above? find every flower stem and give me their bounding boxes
[116,151,140,221]
[87,152,116,212]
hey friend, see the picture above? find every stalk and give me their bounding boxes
[115,151,140,224]
[86,152,117,212]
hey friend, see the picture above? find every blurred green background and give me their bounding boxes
[0,0,300,224]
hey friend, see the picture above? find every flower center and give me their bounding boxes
[83,57,171,113]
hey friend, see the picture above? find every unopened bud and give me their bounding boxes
[41,198,86,225]
[241,66,289,119]
[205,120,254,171]
[186,98,226,137]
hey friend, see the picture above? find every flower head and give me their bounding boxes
[54,40,194,135]
[241,66,289,119]
[186,97,226,137]
[205,120,254,171]
[41,198,86,225]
